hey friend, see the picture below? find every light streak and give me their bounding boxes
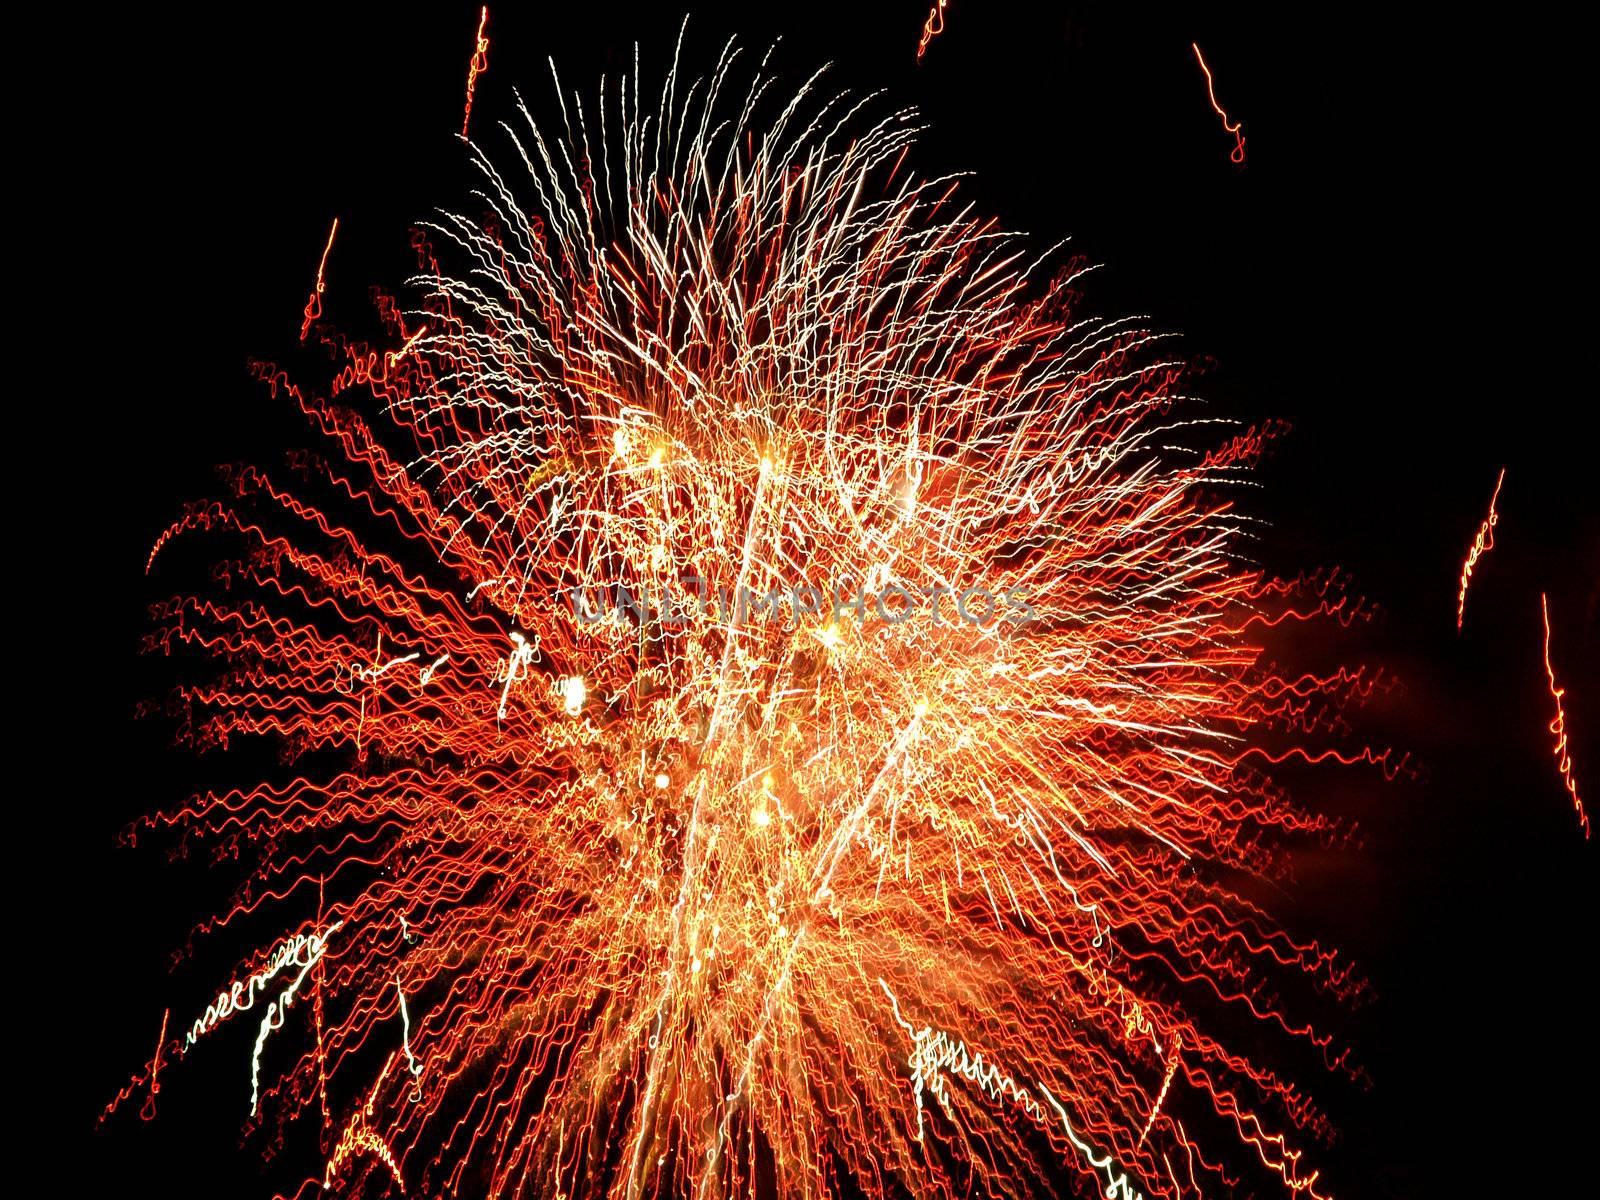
[299,217,339,341]
[385,323,428,369]
[1540,594,1589,838]
[461,7,490,138]
[917,2,948,62]
[397,977,423,1083]
[1457,467,1505,630]
[1192,42,1246,164]
[139,1008,168,1122]
[250,922,341,1115]
[1138,1033,1181,1147]
[182,928,336,1050]
[325,1057,406,1193]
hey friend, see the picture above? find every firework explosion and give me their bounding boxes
[113,39,1381,1200]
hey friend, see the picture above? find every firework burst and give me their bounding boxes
[117,37,1377,1200]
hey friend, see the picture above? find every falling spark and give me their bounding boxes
[917,2,948,61]
[299,217,339,341]
[1457,467,1505,630]
[461,6,490,138]
[1137,1033,1181,1147]
[1192,42,1246,164]
[397,978,423,1083]
[1540,594,1589,838]
[139,1009,169,1122]
[385,323,429,369]
[116,37,1376,1199]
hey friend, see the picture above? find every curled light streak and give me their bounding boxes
[326,1055,407,1193]
[397,977,423,1085]
[1137,1033,1181,1148]
[461,6,490,139]
[299,218,339,341]
[251,922,341,1115]
[917,2,949,62]
[1192,42,1246,164]
[885,981,1157,1200]
[1039,1086,1148,1200]
[1540,594,1589,838]
[184,928,337,1050]
[326,1111,406,1195]
[119,36,1373,1199]
[1456,467,1504,630]
[140,1009,169,1123]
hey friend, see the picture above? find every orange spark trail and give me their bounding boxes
[1138,1033,1181,1147]
[1540,594,1589,838]
[461,7,490,138]
[1456,467,1504,630]
[298,218,338,341]
[385,323,428,370]
[917,2,948,61]
[1192,42,1246,164]
[139,1009,168,1122]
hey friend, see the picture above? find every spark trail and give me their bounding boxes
[1457,467,1504,630]
[917,2,949,61]
[1192,42,1246,164]
[1540,594,1589,837]
[299,217,338,341]
[461,7,490,138]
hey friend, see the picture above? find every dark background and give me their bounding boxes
[42,3,1594,1196]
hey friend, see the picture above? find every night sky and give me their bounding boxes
[48,5,1595,1196]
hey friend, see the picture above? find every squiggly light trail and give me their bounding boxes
[1192,42,1246,165]
[917,2,949,61]
[461,7,490,138]
[1540,594,1589,838]
[1456,467,1504,630]
[111,37,1377,1199]
[299,218,338,342]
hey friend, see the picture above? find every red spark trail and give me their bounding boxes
[1456,467,1504,630]
[1192,42,1246,164]
[461,7,490,138]
[298,217,338,342]
[917,2,948,62]
[139,1008,168,1122]
[1540,594,1589,838]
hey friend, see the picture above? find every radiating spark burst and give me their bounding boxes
[461,6,491,138]
[917,2,949,61]
[113,37,1380,1199]
[1539,594,1589,838]
[1192,42,1246,164]
[1456,467,1504,630]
